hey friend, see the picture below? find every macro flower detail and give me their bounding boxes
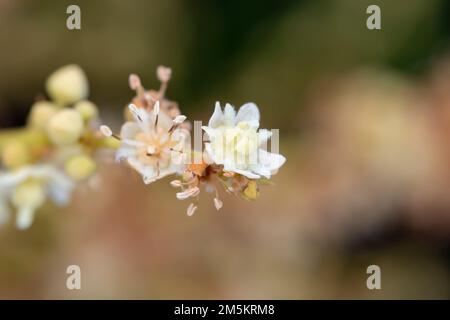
[101,101,189,184]
[202,102,286,179]
[0,165,75,229]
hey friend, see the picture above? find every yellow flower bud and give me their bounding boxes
[46,109,84,146]
[74,100,98,121]
[46,64,88,106]
[242,180,259,200]
[11,180,46,210]
[27,101,58,130]
[1,141,30,169]
[65,154,96,181]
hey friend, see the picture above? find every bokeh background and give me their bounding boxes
[1,0,450,299]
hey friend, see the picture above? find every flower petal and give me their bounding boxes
[115,146,136,161]
[208,102,224,128]
[223,103,236,127]
[258,129,272,146]
[233,168,261,179]
[258,149,286,174]
[156,110,173,132]
[235,102,260,125]
[201,126,216,141]
[120,121,142,139]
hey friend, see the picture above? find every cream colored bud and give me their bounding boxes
[74,100,98,121]
[65,154,97,181]
[46,64,88,105]
[1,141,30,169]
[46,109,84,146]
[11,180,46,210]
[27,101,58,130]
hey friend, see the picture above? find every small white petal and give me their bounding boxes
[100,125,113,137]
[235,102,260,125]
[233,168,261,179]
[208,102,224,128]
[258,149,286,174]
[214,198,223,210]
[115,147,135,161]
[120,122,142,139]
[223,103,236,126]
[258,129,272,145]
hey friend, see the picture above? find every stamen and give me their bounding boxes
[187,203,197,216]
[154,101,160,128]
[214,198,223,210]
[173,115,187,125]
[100,125,121,140]
[100,125,113,137]
[170,180,183,188]
[129,104,143,122]
[169,148,183,154]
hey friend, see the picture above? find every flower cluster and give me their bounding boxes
[0,65,106,229]
[102,67,286,215]
[0,64,286,229]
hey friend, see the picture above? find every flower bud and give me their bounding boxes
[27,101,58,130]
[46,109,84,146]
[46,64,88,106]
[11,180,46,211]
[65,154,97,181]
[1,141,30,169]
[74,100,98,121]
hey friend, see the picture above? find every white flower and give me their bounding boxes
[202,102,286,179]
[105,102,189,184]
[0,165,75,229]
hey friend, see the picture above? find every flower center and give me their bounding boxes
[211,122,259,166]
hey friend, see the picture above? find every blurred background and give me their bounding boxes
[1,0,450,299]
